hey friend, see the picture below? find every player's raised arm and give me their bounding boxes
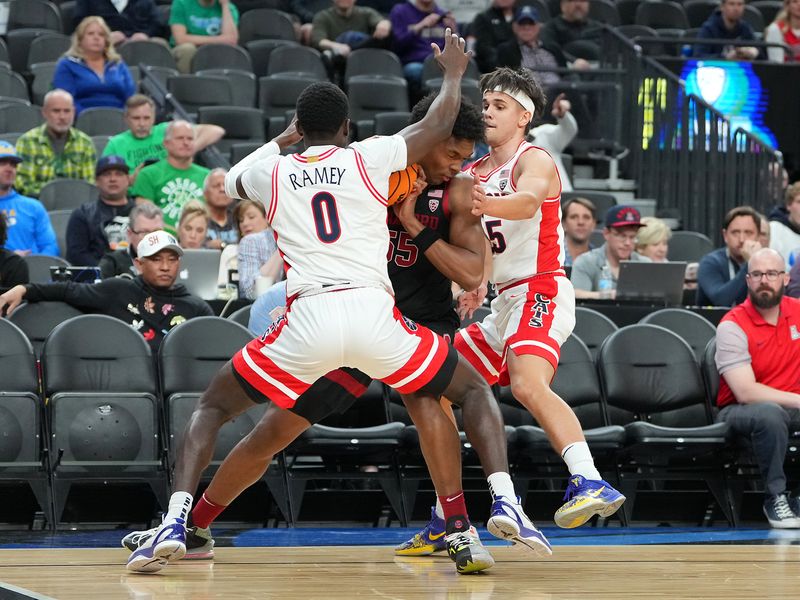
[399,28,470,166]
[225,116,303,201]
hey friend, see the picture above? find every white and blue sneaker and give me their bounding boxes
[487,495,552,557]
[126,519,187,573]
[555,475,626,529]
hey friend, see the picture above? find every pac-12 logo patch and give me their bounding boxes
[428,198,439,212]
[402,315,418,331]
[527,293,551,328]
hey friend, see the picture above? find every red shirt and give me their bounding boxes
[717,296,800,407]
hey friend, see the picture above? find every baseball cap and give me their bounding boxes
[96,155,130,176]
[604,205,645,229]
[514,6,539,24]
[137,230,184,259]
[0,140,22,164]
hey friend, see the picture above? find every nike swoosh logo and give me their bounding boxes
[429,532,445,541]
[445,493,464,502]
[586,486,605,498]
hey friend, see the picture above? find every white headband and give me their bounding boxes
[489,86,535,122]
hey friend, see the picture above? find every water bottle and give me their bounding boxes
[598,264,614,299]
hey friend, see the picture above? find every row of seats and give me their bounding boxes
[1,305,792,527]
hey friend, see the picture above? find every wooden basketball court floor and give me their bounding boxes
[1,541,798,599]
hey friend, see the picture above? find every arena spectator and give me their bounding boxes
[715,248,800,528]
[103,95,224,172]
[74,0,165,47]
[635,216,672,262]
[0,231,213,352]
[65,155,134,266]
[758,210,771,248]
[697,206,762,306]
[130,120,210,234]
[527,92,578,191]
[788,257,800,297]
[15,90,96,198]
[765,0,800,62]
[99,201,164,278]
[496,7,560,87]
[203,168,237,250]
[169,0,240,73]
[53,16,136,116]
[312,0,391,68]
[769,183,800,266]
[177,200,209,249]
[571,205,651,299]
[235,199,281,300]
[0,141,59,257]
[540,0,602,68]
[562,196,596,267]
[0,213,29,289]
[695,0,760,59]
[390,0,457,96]
[470,0,514,73]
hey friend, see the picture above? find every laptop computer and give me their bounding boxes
[178,249,222,301]
[615,261,688,305]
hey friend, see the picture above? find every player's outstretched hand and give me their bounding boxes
[432,28,470,78]
[456,283,488,320]
[471,172,489,217]
[274,114,303,149]
[0,285,26,317]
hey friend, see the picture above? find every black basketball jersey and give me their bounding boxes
[387,182,458,328]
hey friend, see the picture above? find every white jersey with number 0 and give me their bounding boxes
[230,136,407,298]
[467,140,565,286]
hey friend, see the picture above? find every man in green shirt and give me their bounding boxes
[15,89,96,198]
[104,94,225,172]
[131,120,210,234]
[312,0,391,59]
[169,0,240,73]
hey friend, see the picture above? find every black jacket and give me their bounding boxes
[471,7,513,73]
[539,16,603,66]
[695,10,757,57]
[0,249,28,290]
[75,0,163,38]
[66,198,135,266]
[24,275,213,351]
[99,247,135,279]
[768,205,800,235]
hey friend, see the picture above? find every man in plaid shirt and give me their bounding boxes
[15,89,96,198]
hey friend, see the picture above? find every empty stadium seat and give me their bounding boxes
[640,308,716,363]
[348,78,409,140]
[26,31,70,70]
[574,306,618,360]
[226,304,252,329]
[42,314,166,525]
[195,68,257,107]
[635,1,690,30]
[598,324,733,524]
[684,0,717,28]
[267,45,328,80]
[21,254,71,284]
[0,103,42,134]
[191,43,253,73]
[47,209,71,258]
[167,74,234,115]
[0,69,30,102]
[561,190,618,215]
[259,74,318,138]
[246,38,299,78]
[75,107,126,136]
[344,48,405,86]
[8,301,83,357]
[239,8,297,44]
[589,0,621,25]
[0,318,51,527]
[374,111,411,136]
[667,230,714,263]
[118,40,177,71]
[198,106,265,155]
[38,178,98,212]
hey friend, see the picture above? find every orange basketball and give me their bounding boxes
[387,164,421,206]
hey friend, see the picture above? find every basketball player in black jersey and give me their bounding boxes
[124,96,553,573]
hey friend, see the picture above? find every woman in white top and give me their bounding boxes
[765,0,800,62]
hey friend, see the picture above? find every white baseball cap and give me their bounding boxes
[137,230,184,259]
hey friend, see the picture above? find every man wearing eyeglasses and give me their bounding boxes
[98,201,164,279]
[715,247,800,528]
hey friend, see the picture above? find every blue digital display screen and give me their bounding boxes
[680,60,778,149]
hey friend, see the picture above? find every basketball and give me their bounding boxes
[387,164,421,206]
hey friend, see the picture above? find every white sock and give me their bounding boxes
[561,442,602,481]
[487,472,516,501]
[434,498,444,519]
[165,491,193,524]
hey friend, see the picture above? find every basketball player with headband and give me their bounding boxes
[457,67,626,529]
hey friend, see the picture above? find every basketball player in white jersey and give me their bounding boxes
[456,67,626,529]
[126,31,499,576]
